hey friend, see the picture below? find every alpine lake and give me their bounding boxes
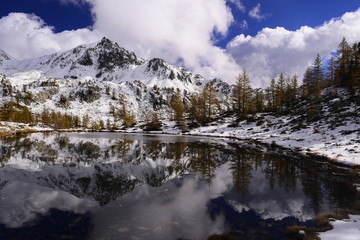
[0,132,359,240]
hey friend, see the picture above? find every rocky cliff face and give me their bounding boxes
[76,37,145,75]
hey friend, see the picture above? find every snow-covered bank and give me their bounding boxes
[2,113,359,167]
[125,110,360,166]
[184,114,360,166]
[318,215,360,240]
[0,121,55,134]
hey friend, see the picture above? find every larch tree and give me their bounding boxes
[170,89,186,129]
[144,111,162,131]
[188,93,199,124]
[266,77,277,111]
[289,74,299,103]
[276,73,286,107]
[326,56,336,87]
[253,88,264,112]
[232,70,252,118]
[82,114,90,128]
[335,37,352,87]
[302,54,324,99]
[350,42,360,90]
[118,94,136,127]
[311,53,324,97]
[302,67,313,98]
[199,82,219,124]
[187,81,219,125]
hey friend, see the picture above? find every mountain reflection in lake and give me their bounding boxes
[0,133,358,240]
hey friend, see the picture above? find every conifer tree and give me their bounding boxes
[170,89,185,124]
[303,54,324,98]
[1,102,33,123]
[92,121,101,131]
[109,103,117,121]
[350,42,360,90]
[302,67,312,98]
[99,120,105,129]
[326,56,336,87]
[83,114,90,128]
[144,111,162,131]
[58,94,70,108]
[118,94,136,127]
[276,73,286,107]
[187,93,199,125]
[202,81,219,123]
[288,74,299,103]
[187,82,219,125]
[311,53,324,97]
[266,77,277,111]
[74,115,81,128]
[335,37,351,87]
[41,108,52,126]
[232,70,252,118]
[106,119,111,130]
[253,88,264,112]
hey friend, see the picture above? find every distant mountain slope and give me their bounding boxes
[0,49,15,66]
[0,37,231,126]
[0,37,219,92]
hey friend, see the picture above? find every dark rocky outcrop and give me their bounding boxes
[96,37,143,71]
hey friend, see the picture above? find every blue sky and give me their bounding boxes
[1,0,358,47]
[220,0,360,47]
[0,0,360,86]
[0,0,94,32]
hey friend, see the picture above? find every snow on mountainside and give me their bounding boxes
[0,37,231,125]
[0,37,216,91]
[0,49,15,66]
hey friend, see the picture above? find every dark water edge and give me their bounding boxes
[0,132,358,240]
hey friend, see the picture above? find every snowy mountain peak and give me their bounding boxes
[147,58,168,72]
[0,37,221,91]
[146,58,180,80]
[93,37,144,71]
[96,37,122,50]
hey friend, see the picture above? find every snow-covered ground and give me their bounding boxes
[319,215,360,240]
[184,114,360,166]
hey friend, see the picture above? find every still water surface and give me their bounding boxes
[0,133,358,240]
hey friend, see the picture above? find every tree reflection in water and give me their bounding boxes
[0,133,358,240]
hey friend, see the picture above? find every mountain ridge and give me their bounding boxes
[0,37,218,91]
[0,37,232,129]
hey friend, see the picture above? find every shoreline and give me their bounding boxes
[1,125,359,169]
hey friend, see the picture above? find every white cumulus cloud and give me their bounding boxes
[227,8,360,87]
[84,0,242,82]
[0,12,101,60]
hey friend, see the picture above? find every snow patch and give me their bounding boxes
[318,215,360,240]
